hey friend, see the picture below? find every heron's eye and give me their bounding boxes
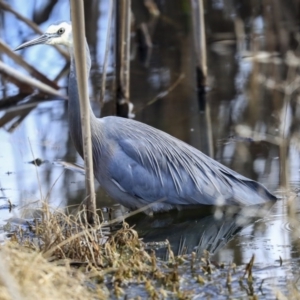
[57,28,65,35]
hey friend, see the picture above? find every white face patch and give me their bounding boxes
[45,22,72,46]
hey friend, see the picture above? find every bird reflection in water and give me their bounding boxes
[128,203,275,257]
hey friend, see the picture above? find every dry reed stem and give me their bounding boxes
[70,0,96,225]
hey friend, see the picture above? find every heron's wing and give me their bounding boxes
[104,118,275,206]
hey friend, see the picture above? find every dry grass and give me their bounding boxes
[2,203,227,299]
[2,203,299,299]
[2,204,191,299]
[0,243,108,300]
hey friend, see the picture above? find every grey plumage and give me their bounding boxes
[15,22,277,213]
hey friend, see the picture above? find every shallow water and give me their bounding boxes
[1,0,300,297]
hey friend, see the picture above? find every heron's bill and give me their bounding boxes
[14,34,50,51]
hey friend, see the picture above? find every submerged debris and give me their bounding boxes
[27,158,47,166]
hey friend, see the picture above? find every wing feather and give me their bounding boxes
[99,117,276,206]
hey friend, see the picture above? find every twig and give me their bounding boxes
[135,73,185,114]
[100,0,114,105]
[115,0,132,117]
[191,0,207,111]
[0,60,64,97]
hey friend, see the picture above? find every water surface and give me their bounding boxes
[1,1,300,297]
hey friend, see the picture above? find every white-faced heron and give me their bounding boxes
[14,22,277,213]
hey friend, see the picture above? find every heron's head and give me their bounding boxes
[14,22,72,51]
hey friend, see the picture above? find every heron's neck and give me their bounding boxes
[67,43,97,157]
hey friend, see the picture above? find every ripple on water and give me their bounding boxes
[281,220,294,232]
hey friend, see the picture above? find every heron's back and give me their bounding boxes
[90,116,276,212]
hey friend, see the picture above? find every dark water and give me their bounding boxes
[1,0,300,297]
